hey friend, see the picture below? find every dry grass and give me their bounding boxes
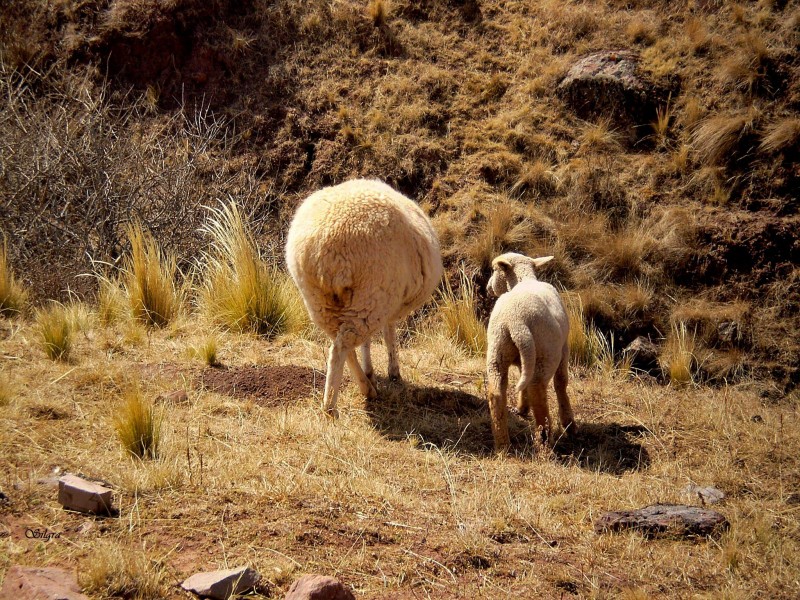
[462,201,533,271]
[1,314,799,598]
[661,321,697,385]
[760,117,800,154]
[197,201,307,338]
[0,236,28,317]
[190,335,220,367]
[122,222,183,329]
[436,268,487,357]
[113,386,163,460]
[691,109,760,166]
[35,302,74,361]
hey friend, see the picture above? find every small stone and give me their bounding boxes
[0,565,89,600]
[181,566,260,600]
[58,475,113,515]
[285,574,356,600]
[595,504,728,538]
[684,485,726,505]
[158,389,189,404]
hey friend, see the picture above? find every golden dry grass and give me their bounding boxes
[1,314,798,598]
[435,268,487,357]
[122,222,183,329]
[197,201,308,338]
[113,386,163,460]
[0,236,27,317]
[34,302,74,361]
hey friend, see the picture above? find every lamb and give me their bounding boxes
[285,179,443,416]
[485,252,577,450]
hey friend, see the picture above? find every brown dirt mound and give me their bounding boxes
[200,364,323,405]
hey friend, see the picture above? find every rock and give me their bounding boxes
[181,566,260,599]
[285,574,356,600]
[157,389,189,404]
[684,485,726,505]
[595,504,728,538]
[557,51,671,142]
[57,475,113,515]
[717,321,742,346]
[0,565,89,600]
[622,336,661,376]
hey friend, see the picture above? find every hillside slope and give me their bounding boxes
[1,0,798,390]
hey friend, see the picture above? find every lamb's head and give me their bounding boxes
[487,253,554,297]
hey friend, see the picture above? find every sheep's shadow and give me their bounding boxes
[364,378,650,473]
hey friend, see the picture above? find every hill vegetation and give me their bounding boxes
[0,2,799,596]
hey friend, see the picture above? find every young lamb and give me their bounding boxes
[485,252,577,450]
[286,179,443,416]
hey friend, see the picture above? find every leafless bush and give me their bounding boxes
[0,62,281,301]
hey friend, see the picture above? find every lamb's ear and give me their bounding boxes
[493,257,513,271]
[531,255,554,268]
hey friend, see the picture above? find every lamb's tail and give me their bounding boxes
[510,327,536,393]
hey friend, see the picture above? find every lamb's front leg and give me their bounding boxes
[383,323,401,381]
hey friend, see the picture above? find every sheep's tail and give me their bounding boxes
[511,327,536,393]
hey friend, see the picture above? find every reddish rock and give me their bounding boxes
[0,565,89,600]
[57,475,113,515]
[285,574,356,600]
[595,504,729,538]
[557,50,672,142]
[181,566,260,599]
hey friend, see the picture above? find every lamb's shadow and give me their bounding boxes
[552,423,651,475]
[365,378,651,473]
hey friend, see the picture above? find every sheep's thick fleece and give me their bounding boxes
[486,253,576,450]
[286,179,442,413]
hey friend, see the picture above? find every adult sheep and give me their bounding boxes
[485,252,577,450]
[286,179,443,416]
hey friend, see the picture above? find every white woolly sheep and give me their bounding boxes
[286,179,443,415]
[485,252,577,450]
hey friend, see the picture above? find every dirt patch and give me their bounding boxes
[200,364,324,405]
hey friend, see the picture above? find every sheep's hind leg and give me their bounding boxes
[360,341,376,386]
[487,362,510,451]
[554,344,577,436]
[323,340,348,418]
[383,323,401,381]
[347,350,378,400]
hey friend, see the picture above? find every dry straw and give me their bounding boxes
[197,200,307,337]
[0,235,28,317]
[436,267,487,356]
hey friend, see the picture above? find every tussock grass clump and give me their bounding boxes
[198,201,307,337]
[760,117,800,155]
[463,202,533,271]
[0,371,12,407]
[0,236,28,317]
[122,222,182,328]
[437,268,486,356]
[114,387,162,460]
[191,335,220,367]
[80,542,167,599]
[563,292,609,369]
[35,302,74,361]
[97,276,129,326]
[662,321,697,385]
[691,110,760,166]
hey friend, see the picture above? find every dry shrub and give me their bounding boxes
[197,201,307,337]
[691,109,760,166]
[122,222,182,328]
[114,387,162,460]
[0,236,28,317]
[436,268,486,356]
[35,302,74,361]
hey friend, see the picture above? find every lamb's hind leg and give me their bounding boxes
[554,343,577,436]
[383,323,401,381]
[487,361,510,451]
[530,381,551,443]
